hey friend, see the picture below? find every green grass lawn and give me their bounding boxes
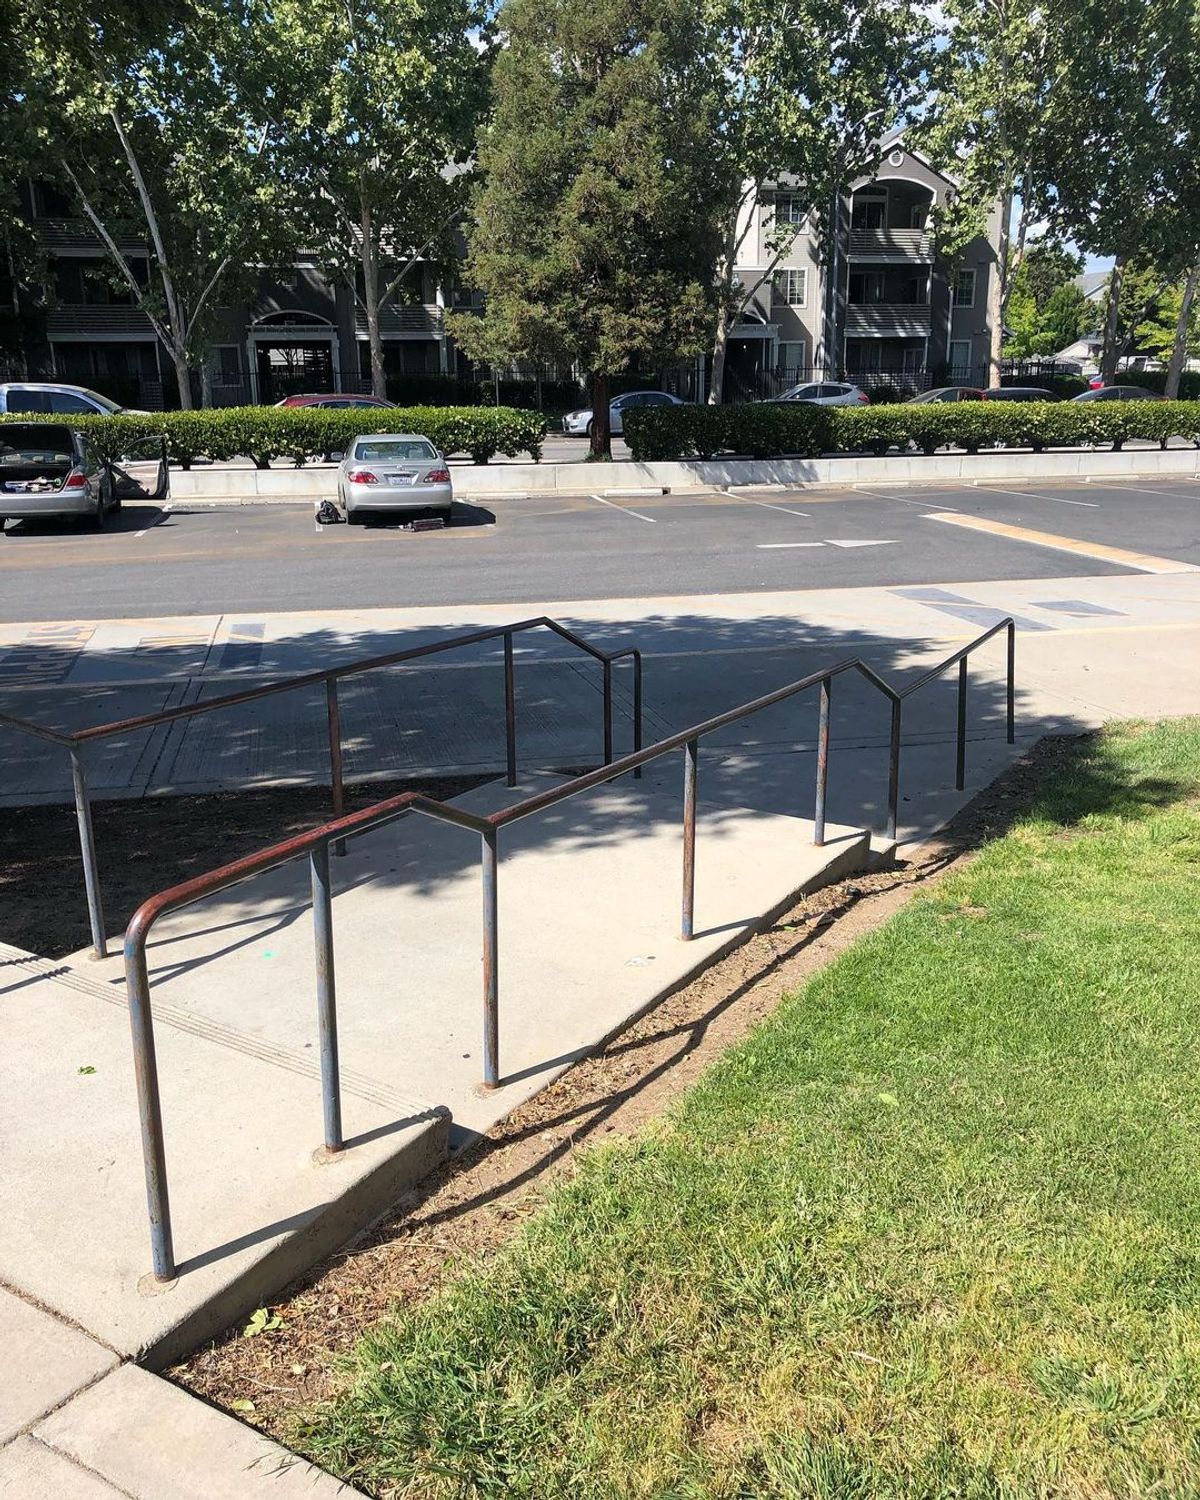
[302,721,1200,1499]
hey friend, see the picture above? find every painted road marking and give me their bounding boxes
[756,539,897,550]
[925,512,1200,574]
[723,488,811,517]
[970,483,1098,507]
[852,486,959,511]
[590,493,657,523]
[134,503,173,538]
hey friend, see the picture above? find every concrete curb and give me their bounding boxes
[165,447,1200,503]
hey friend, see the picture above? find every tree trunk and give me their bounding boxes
[709,302,730,406]
[360,204,386,399]
[169,346,193,410]
[1099,259,1125,384]
[589,369,611,459]
[1165,260,1199,399]
[986,179,1012,389]
[200,360,213,409]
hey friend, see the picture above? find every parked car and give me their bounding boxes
[275,393,397,409]
[562,390,685,437]
[0,422,168,531]
[768,381,869,406]
[905,386,985,403]
[980,386,1058,402]
[337,433,452,523]
[0,382,137,416]
[1071,385,1164,402]
[0,422,116,527]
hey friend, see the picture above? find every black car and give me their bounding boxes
[981,387,1058,402]
[905,386,985,403]
[1071,385,1164,402]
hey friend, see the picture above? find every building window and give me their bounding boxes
[949,339,971,375]
[952,268,976,308]
[212,345,241,383]
[777,340,808,376]
[774,268,808,307]
[774,196,808,230]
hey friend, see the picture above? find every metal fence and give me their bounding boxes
[120,620,1015,1283]
[0,617,643,962]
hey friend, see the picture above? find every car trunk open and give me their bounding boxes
[0,424,76,492]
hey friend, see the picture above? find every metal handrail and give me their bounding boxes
[122,620,1014,1284]
[0,616,643,959]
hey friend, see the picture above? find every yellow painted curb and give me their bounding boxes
[926,512,1200,575]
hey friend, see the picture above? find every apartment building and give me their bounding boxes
[726,132,1000,396]
[3,183,450,407]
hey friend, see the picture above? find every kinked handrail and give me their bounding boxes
[0,616,643,959]
[122,620,1015,1284]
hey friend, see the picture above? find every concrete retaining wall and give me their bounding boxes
[168,446,1200,505]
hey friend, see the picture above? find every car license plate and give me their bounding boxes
[386,472,417,486]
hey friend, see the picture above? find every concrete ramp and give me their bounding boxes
[4,760,870,1364]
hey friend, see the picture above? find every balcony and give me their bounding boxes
[353,304,444,338]
[844,303,932,338]
[848,228,933,262]
[43,305,158,341]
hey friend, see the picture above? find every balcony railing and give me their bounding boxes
[844,302,933,337]
[848,228,933,261]
[352,304,444,337]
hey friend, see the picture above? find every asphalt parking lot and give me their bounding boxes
[0,477,1196,622]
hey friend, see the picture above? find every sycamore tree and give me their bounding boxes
[451,0,724,456]
[703,0,928,402]
[922,0,1058,387]
[1037,0,1200,386]
[15,0,288,407]
[252,0,488,399]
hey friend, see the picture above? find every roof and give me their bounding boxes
[1075,271,1110,301]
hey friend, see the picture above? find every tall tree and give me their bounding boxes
[922,0,1057,387]
[703,0,928,402]
[253,0,489,399]
[450,0,724,457]
[1004,241,1087,357]
[15,0,288,407]
[1037,0,1200,384]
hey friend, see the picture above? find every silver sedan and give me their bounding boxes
[337,434,453,523]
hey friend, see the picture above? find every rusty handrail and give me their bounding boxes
[0,616,643,958]
[121,620,1014,1285]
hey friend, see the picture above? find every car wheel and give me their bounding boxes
[585,420,593,438]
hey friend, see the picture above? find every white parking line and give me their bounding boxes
[852,486,959,511]
[723,488,811,517]
[970,483,1098,507]
[756,541,825,549]
[1082,480,1200,497]
[134,503,173,538]
[590,493,657,523]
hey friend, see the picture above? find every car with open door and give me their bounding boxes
[0,423,168,529]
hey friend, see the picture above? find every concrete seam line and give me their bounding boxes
[924,511,1200,574]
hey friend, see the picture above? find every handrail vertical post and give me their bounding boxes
[503,631,517,787]
[681,737,698,940]
[814,676,832,847]
[602,659,614,766]
[125,936,175,1282]
[632,651,643,780]
[310,841,343,1154]
[955,658,968,791]
[887,699,902,843]
[1006,621,1016,744]
[70,745,107,960]
[481,826,500,1089]
[325,677,346,857]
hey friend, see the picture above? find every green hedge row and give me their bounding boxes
[0,405,547,467]
[623,400,1200,460]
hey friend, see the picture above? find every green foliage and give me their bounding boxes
[451,0,724,382]
[302,721,1200,1498]
[624,400,1200,460]
[0,407,547,468]
[1005,243,1089,358]
[622,403,836,460]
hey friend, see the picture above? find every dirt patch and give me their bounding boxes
[170,734,1085,1443]
[0,774,496,958]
